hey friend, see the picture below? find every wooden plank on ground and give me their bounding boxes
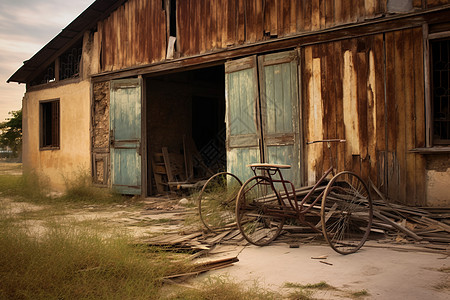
[373,210,423,241]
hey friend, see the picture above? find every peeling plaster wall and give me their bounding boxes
[22,80,91,191]
[426,154,450,207]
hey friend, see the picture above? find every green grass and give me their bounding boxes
[284,281,336,290]
[162,276,280,300]
[283,281,370,299]
[0,170,283,299]
[0,170,126,206]
[0,211,193,300]
[62,170,126,204]
[350,290,370,298]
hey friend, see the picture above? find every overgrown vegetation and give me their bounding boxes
[162,276,280,300]
[62,170,125,204]
[283,281,370,299]
[0,168,283,299]
[0,211,193,299]
[0,170,125,205]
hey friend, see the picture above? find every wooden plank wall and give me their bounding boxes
[302,27,426,205]
[425,0,450,8]
[99,0,166,72]
[177,0,387,56]
[96,0,450,72]
[98,0,391,72]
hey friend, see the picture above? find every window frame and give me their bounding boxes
[424,25,450,147]
[39,99,60,150]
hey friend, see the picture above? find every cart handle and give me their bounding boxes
[306,139,346,145]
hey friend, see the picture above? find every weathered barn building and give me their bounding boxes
[8,0,450,206]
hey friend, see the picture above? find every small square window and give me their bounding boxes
[40,100,60,149]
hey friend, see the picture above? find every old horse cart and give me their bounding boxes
[199,140,373,255]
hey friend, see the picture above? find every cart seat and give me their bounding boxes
[247,163,291,170]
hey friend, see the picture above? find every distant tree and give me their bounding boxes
[0,109,22,158]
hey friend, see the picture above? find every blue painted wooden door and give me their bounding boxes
[225,56,261,182]
[110,78,142,195]
[259,51,301,186]
[225,51,301,186]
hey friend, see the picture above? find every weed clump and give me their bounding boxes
[162,275,280,300]
[0,171,50,202]
[62,171,125,204]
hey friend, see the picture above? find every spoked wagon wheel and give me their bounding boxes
[236,176,285,246]
[321,171,373,254]
[198,172,243,233]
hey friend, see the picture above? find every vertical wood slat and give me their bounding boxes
[296,0,304,32]
[290,0,297,33]
[246,0,255,42]
[312,0,320,31]
[413,27,427,205]
[320,43,330,172]
[394,30,407,204]
[209,1,217,49]
[221,0,227,48]
[404,29,417,204]
[200,0,207,53]
[325,0,334,27]
[335,40,346,173]
[373,34,386,188]
[255,0,264,41]
[237,0,245,44]
[385,31,397,200]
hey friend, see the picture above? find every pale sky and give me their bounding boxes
[0,0,95,122]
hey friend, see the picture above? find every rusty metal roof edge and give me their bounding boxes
[7,0,124,84]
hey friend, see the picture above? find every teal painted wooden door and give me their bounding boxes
[225,56,261,182]
[225,51,301,186]
[259,51,301,186]
[110,78,142,195]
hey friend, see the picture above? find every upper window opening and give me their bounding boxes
[431,39,450,145]
[30,38,82,86]
[169,0,177,37]
[59,40,82,80]
[30,62,55,86]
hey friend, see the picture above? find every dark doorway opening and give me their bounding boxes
[145,65,225,195]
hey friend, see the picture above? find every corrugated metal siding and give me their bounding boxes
[302,27,426,205]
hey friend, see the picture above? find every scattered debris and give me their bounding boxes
[311,255,328,260]
[178,198,189,206]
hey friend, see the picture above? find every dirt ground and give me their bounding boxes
[199,242,449,299]
[1,161,449,299]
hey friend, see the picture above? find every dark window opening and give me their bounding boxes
[59,39,82,80]
[431,39,450,144]
[169,0,177,37]
[30,38,82,86]
[40,100,60,149]
[30,62,55,86]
